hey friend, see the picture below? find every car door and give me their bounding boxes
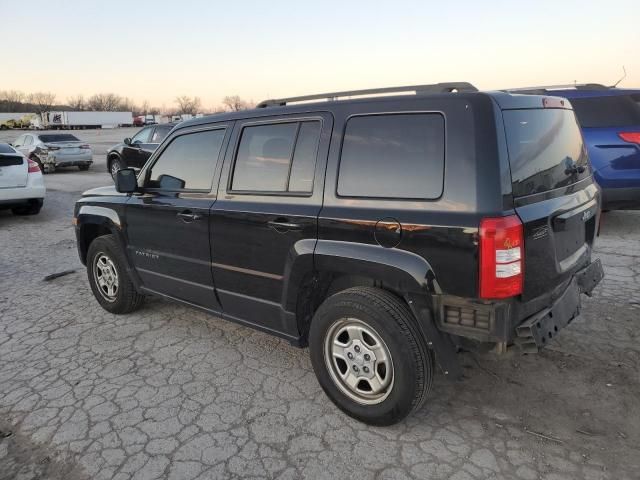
[210,113,332,336]
[17,135,34,157]
[125,124,231,310]
[122,126,153,168]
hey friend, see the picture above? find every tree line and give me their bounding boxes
[0,90,254,116]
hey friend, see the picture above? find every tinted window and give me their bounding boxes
[289,122,321,192]
[232,121,321,193]
[39,134,79,143]
[148,129,226,190]
[570,95,640,128]
[150,126,172,143]
[0,143,16,153]
[338,114,445,199]
[504,109,589,197]
[131,128,152,144]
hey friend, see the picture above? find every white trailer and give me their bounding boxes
[45,111,133,129]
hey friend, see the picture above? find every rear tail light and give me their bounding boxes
[618,132,640,144]
[80,144,91,149]
[27,158,41,173]
[479,215,524,299]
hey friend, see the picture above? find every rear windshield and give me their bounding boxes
[504,109,589,197]
[0,143,16,153]
[570,95,640,128]
[39,134,80,143]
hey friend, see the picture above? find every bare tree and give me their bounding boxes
[0,90,26,111]
[87,93,123,111]
[28,92,57,116]
[222,95,253,111]
[67,95,86,111]
[175,96,201,115]
[140,100,150,115]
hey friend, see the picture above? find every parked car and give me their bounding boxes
[11,133,92,173]
[506,84,640,210]
[106,124,175,178]
[74,83,604,425]
[0,143,45,215]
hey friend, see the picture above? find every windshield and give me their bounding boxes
[39,134,81,143]
[504,108,590,197]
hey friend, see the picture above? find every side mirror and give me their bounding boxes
[124,137,132,145]
[115,168,138,193]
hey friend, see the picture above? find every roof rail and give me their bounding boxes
[505,83,610,94]
[257,82,478,108]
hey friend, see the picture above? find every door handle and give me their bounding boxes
[267,218,303,231]
[177,211,202,222]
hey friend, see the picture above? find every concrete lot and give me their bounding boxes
[0,130,639,479]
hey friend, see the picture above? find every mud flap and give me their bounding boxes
[406,293,463,380]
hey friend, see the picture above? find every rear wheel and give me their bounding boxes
[11,199,43,216]
[309,287,434,426]
[87,235,144,314]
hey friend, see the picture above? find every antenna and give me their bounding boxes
[612,66,627,88]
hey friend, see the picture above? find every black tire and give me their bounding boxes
[79,164,90,171]
[11,199,43,216]
[109,157,122,179]
[87,234,144,314]
[309,287,434,426]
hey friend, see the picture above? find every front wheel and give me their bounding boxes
[87,235,144,314]
[109,157,122,179]
[309,287,434,426]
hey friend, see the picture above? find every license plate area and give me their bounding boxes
[515,278,580,353]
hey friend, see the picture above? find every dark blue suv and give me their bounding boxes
[509,84,640,210]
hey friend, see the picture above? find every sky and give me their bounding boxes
[1,0,638,110]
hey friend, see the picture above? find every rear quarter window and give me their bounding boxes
[570,95,640,128]
[337,113,445,199]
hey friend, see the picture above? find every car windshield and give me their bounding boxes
[39,134,81,143]
[570,95,640,128]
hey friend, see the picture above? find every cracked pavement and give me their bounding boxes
[1,171,639,479]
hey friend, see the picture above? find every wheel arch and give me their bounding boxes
[284,240,440,343]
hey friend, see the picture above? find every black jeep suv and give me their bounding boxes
[74,83,604,425]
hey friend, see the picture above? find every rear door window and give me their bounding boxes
[150,126,172,143]
[337,113,445,199]
[504,109,589,197]
[147,128,226,191]
[570,95,640,128]
[231,120,321,193]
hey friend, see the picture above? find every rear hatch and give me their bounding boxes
[503,105,599,300]
[0,144,27,188]
[569,93,640,188]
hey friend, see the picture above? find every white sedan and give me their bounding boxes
[0,143,45,215]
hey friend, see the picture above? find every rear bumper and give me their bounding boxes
[45,152,93,166]
[514,259,604,352]
[434,259,604,349]
[601,186,640,210]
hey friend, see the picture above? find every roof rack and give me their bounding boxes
[256,82,478,108]
[505,83,610,94]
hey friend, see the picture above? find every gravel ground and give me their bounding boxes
[0,158,639,479]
